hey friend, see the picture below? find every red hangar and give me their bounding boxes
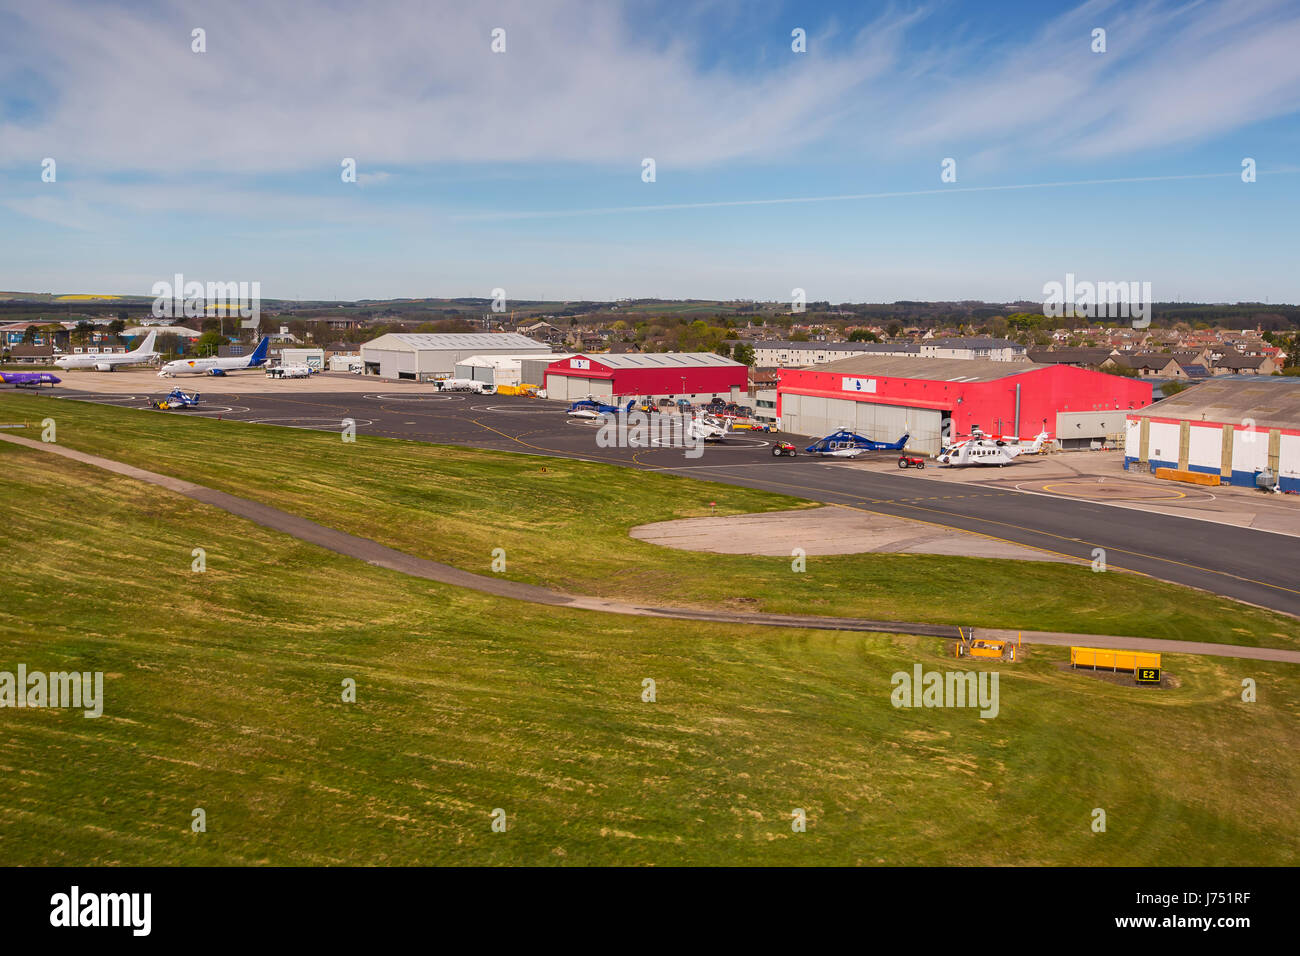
[543,352,750,404]
[776,356,1153,455]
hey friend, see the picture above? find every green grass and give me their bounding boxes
[0,445,1296,865]
[1,391,1297,651]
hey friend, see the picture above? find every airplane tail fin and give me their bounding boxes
[133,330,157,355]
[248,337,270,366]
[888,433,910,450]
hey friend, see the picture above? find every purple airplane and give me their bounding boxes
[0,371,62,388]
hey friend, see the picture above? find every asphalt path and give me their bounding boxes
[51,386,1300,618]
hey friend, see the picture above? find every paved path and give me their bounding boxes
[5,431,1298,664]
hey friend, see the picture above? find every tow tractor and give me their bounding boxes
[772,441,798,458]
[897,454,926,469]
[150,388,200,410]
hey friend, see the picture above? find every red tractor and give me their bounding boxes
[897,454,926,469]
[772,441,799,458]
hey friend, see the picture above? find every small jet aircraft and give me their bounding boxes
[55,330,159,371]
[159,337,269,377]
[0,371,61,388]
[937,426,1051,466]
[804,428,909,458]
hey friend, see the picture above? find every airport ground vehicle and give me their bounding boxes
[897,454,926,469]
[772,441,798,457]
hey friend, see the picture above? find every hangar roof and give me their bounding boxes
[364,333,546,352]
[1135,377,1300,430]
[458,353,575,368]
[810,355,1046,383]
[569,352,747,369]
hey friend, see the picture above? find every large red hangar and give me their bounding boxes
[544,352,749,403]
[777,356,1153,454]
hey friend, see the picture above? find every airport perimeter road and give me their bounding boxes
[52,386,1300,617]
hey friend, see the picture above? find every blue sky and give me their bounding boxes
[1,0,1298,303]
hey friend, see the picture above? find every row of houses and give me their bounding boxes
[1027,347,1277,377]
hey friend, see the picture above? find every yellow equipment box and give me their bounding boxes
[1070,647,1161,671]
[1154,468,1219,486]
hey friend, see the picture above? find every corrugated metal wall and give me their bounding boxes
[781,395,941,453]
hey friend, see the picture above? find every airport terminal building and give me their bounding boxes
[360,333,550,380]
[777,356,1153,455]
[1125,377,1300,491]
[544,352,749,403]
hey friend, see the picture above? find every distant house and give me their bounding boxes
[1026,347,1115,367]
[919,337,1028,362]
[9,344,55,364]
[1103,354,1188,378]
[1212,355,1276,376]
[517,321,566,345]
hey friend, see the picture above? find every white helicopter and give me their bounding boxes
[686,412,732,442]
[937,425,1051,467]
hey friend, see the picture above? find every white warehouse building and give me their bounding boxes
[1124,378,1300,492]
[360,333,550,380]
[453,353,577,389]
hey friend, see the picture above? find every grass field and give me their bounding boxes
[0,444,1296,865]
[1,392,1297,650]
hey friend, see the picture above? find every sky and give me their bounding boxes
[0,0,1298,304]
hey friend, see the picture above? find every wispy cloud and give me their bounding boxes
[2,0,1295,180]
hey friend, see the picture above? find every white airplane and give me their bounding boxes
[54,331,159,371]
[158,337,269,377]
[937,427,1051,466]
[686,413,731,442]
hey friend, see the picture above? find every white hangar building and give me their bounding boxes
[1125,377,1300,492]
[360,333,550,380]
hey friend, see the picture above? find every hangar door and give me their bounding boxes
[781,395,943,454]
[546,374,613,403]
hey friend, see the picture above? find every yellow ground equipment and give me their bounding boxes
[1071,646,1161,682]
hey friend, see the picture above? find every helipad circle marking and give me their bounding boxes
[1037,481,1191,501]
[366,393,465,402]
[247,417,375,429]
[471,404,555,413]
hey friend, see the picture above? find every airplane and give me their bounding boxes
[0,371,61,388]
[158,337,269,377]
[804,428,909,458]
[54,330,159,371]
[937,426,1051,466]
